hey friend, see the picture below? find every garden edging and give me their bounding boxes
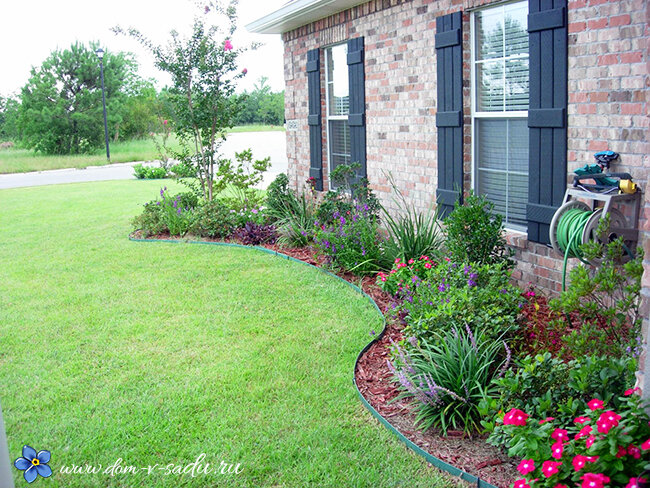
[128,233,499,488]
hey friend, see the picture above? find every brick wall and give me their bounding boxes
[281,0,648,386]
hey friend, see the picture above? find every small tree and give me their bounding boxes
[115,0,263,201]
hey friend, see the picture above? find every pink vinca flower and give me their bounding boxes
[542,461,562,478]
[588,399,604,410]
[572,455,588,471]
[517,459,535,476]
[574,416,590,424]
[641,438,650,450]
[552,428,569,442]
[581,473,610,488]
[224,39,233,51]
[575,425,592,440]
[551,441,564,460]
[628,445,641,459]
[616,445,628,458]
[586,435,596,448]
[539,417,555,425]
[503,408,529,426]
[514,480,531,488]
[626,477,647,488]
[624,387,640,396]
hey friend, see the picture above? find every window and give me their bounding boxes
[472,2,529,230]
[325,44,351,183]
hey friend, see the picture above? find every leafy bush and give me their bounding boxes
[159,188,193,236]
[550,231,643,360]
[481,352,637,450]
[133,163,168,179]
[189,199,235,238]
[313,205,385,276]
[494,394,650,488]
[444,191,514,267]
[381,173,444,263]
[170,161,196,178]
[265,173,293,219]
[131,200,166,237]
[274,190,317,248]
[380,259,521,342]
[388,327,510,435]
[234,222,277,246]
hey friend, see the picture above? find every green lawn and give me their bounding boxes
[0,125,284,174]
[0,180,458,488]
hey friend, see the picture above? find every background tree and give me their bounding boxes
[0,95,20,141]
[17,42,135,154]
[235,76,284,126]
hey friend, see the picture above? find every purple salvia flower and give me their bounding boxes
[467,279,477,287]
[498,341,512,379]
[465,324,478,352]
[463,265,471,275]
[408,336,418,348]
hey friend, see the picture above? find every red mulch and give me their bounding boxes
[132,232,519,487]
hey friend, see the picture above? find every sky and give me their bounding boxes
[0,0,286,97]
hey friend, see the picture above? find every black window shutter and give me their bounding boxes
[527,0,567,244]
[435,11,463,218]
[307,48,323,191]
[347,37,366,182]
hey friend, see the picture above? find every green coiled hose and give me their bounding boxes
[555,208,593,291]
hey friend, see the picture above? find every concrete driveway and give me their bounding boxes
[0,131,287,190]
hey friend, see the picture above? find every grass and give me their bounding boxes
[0,125,285,174]
[0,180,459,488]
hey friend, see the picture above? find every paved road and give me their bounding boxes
[0,131,287,190]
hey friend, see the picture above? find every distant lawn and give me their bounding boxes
[0,180,458,488]
[0,125,284,174]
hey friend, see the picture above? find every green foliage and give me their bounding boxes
[0,95,20,141]
[119,79,164,140]
[18,42,135,154]
[490,395,650,488]
[234,77,284,126]
[133,163,168,179]
[159,188,194,236]
[481,352,637,449]
[116,1,257,200]
[550,228,644,359]
[381,173,444,263]
[389,327,508,435]
[266,173,293,219]
[189,199,235,238]
[131,200,166,237]
[274,190,318,248]
[313,204,385,276]
[444,191,514,267]
[382,259,521,343]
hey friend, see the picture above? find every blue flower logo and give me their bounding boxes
[14,445,52,483]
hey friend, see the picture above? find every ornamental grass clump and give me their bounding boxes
[388,327,510,435]
[496,393,650,488]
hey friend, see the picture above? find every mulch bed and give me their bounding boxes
[131,232,519,487]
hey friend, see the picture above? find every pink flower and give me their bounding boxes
[408,259,414,264]
[586,435,596,448]
[242,68,248,74]
[394,258,401,264]
[420,255,429,261]
[585,456,599,462]
[616,445,628,458]
[517,459,535,475]
[626,478,647,488]
[514,480,531,488]
[574,416,590,424]
[542,460,562,478]
[581,473,610,488]
[624,387,640,396]
[554,485,568,488]
[162,119,168,125]
[224,39,233,51]
[551,428,569,442]
[503,408,529,427]
[551,441,564,459]
[575,425,592,440]
[628,444,641,459]
[641,438,650,450]
[587,399,604,410]
[540,417,555,425]
[572,455,588,471]
[424,262,432,269]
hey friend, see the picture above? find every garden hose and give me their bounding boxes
[554,208,593,291]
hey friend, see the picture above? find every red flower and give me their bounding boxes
[551,441,564,459]
[503,408,529,426]
[514,480,531,488]
[540,417,555,425]
[554,485,568,488]
[624,387,640,396]
[572,455,588,471]
[224,39,233,51]
[424,262,432,269]
[542,461,562,478]
[626,478,646,488]
[616,445,628,458]
[628,444,641,459]
[586,435,596,448]
[574,416,590,424]
[641,438,650,450]
[581,473,610,488]
[575,425,592,440]
[552,428,569,442]
[588,399,604,410]
[517,459,535,475]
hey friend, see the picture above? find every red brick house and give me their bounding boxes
[247,0,649,389]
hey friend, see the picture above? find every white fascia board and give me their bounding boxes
[246,0,366,34]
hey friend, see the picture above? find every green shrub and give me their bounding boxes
[189,199,235,239]
[131,200,166,237]
[444,191,514,267]
[266,173,293,220]
[133,163,168,179]
[388,327,509,435]
[480,352,637,450]
[275,191,317,248]
[313,204,385,276]
[159,188,193,236]
[170,161,196,178]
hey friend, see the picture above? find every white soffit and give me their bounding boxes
[246,0,367,34]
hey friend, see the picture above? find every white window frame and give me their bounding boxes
[324,43,350,189]
[470,1,529,232]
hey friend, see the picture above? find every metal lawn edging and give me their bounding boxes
[128,234,499,488]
